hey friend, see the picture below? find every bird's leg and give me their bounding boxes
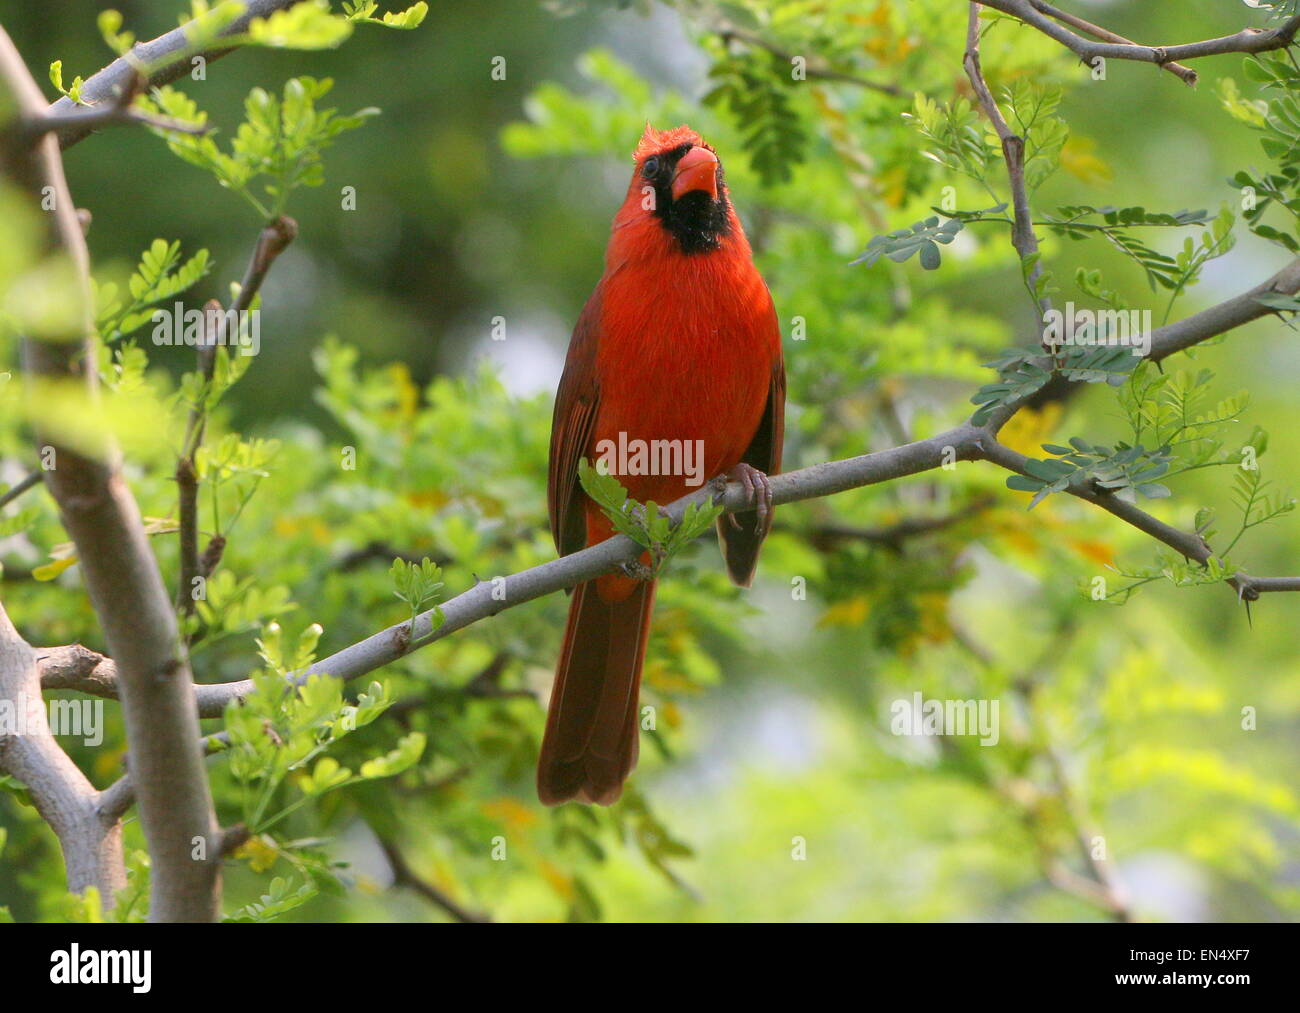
[723,462,773,530]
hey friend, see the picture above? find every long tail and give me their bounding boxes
[537,578,656,806]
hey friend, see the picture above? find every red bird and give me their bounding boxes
[540,125,785,806]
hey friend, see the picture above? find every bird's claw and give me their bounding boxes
[620,559,655,582]
[724,462,773,528]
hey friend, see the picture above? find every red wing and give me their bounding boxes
[750,357,786,478]
[748,289,786,479]
[548,290,603,558]
[718,329,785,587]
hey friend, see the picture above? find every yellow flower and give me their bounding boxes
[999,403,1063,458]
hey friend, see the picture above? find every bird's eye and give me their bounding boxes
[642,157,660,178]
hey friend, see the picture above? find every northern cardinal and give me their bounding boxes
[539,125,785,806]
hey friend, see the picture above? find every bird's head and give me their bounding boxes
[620,124,733,255]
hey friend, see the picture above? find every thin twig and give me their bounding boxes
[378,835,491,923]
[951,623,1136,920]
[177,218,297,616]
[1028,0,1197,85]
[964,4,1052,323]
[29,68,213,139]
[716,23,904,96]
[803,495,995,552]
[0,470,41,509]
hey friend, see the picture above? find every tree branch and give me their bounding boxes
[1028,0,1196,86]
[43,288,1300,723]
[1039,739,1134,921]
[981,256,1300,432]
[0,601,126,900]
[978,440,1300,602]
[0,26,220,922]
[173,425,987,717]
[36,643,119,698]
[28,68,211,141]
[1148,257,1300,363]
[52,419,1300,850]
[50,0,305,150]
[979,0,1300,78]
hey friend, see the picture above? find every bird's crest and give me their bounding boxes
[634,123,706,162]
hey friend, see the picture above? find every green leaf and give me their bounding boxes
[703,50,807,187]
[136,77,377,220]
[225,876,318,922]
[1257,292,1300,312]
[97,240,211,342]
[359,732,426,779]
[969,353,1052,424]
[343,1,428,28]
[300,756,352,795]
[853,215,963,270]
[389,556,444,621]
[97,9,135,56]
[576,459,723,570]
[48,60,85,103]
[247,0,353,48]
[1057,343,1142,385]
[1006,475,1045,492]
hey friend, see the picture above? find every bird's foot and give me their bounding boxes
[722,462,773,530]
[620,559,655,582]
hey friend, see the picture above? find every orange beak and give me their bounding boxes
[671,145,719,201]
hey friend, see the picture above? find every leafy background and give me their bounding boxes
[1,0,1298,921]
